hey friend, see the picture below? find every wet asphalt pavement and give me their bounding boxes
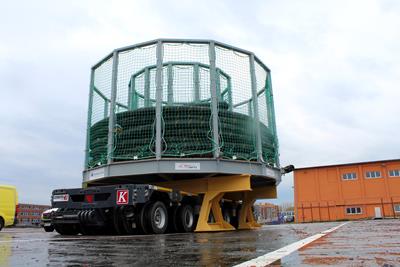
[0,220,398,266]
[284,219,400,266]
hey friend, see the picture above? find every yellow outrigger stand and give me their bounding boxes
[155,174,277,232]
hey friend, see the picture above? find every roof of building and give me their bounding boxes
[294,158,400,171]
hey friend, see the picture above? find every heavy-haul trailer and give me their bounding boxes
[45,184,201,235]
[43,39,293,235]
[43,173,293,235]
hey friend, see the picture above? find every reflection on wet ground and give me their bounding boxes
[0,222,338,266]
[283,219,400,266]
[2,220,398,266]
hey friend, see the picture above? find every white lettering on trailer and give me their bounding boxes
[175,162,200,171]
[87,168,106,180]
[116,190,129,205]
[53,194,69,202]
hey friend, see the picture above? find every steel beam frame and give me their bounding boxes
[83,158,281,183]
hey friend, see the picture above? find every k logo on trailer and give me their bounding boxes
[116,189,129,205]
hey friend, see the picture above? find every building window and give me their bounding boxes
[365,171,381,179]
[342,173,357,180]
[394,205,400,213]
[389,170,400,177]
[346,207,362,215]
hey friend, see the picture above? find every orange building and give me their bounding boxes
[294,159,400,222]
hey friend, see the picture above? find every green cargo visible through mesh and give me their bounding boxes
[86,41,280,169]
[87,103,276,168]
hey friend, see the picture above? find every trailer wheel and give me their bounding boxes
[44,225,54,232]
[54,224,79,235]
[80,225,100,235]
[137,202,152,234]
[122,219,136,235]
[122,206,137,235]
[147,201,168,234]
[177,205,195,232]
[113,207,127,235]
[168,206,180,233]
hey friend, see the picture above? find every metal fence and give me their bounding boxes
[85,39,279,169]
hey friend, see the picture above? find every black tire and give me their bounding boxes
[0,217,4,231]
[54,224,80,235]
[168,206,180,233]
[122,206,137,235]
[137,202,152,234]
[44,225,54,232]
[176,205,195,233]
[147,201,168,234]
[113,207,127,235]
[122,219,137,235]
[79,225,100,235]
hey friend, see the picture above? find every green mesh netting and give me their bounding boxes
[87,102,276,167]
[86,41,279,169]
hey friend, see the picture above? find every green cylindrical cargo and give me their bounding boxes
[84,39,279,185]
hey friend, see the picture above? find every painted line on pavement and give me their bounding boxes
[234,222,350,267]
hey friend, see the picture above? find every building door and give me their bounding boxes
[374,207,382,218]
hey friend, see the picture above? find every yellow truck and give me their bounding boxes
[0,185,18,231]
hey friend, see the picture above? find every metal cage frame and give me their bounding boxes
[83,39,280,185]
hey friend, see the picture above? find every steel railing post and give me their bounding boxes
[155,40,164,159]
[107,50,119,164]
[250,53,263,163]
[209,42,220,158]
[84,68,95,169]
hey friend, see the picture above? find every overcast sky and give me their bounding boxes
[1,0,399,205]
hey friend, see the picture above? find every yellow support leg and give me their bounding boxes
[238,186,277,230]
[155,174,252,232]
[238,192,261,229]
[155,174,277,232]
[195,191,235,232]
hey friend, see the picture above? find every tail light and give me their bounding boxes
[85,194,94,203]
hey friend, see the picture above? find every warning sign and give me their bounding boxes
[116,189,129,205]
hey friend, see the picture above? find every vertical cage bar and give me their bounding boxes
[155,40,163,159]
[129,76,138,110]
[128,79,132,110]
[144,68,151,107]
[103,100,109,118]
[209,42,220,158]
[248,99,253,117]
[215,69,221,101]
[84,68,95,169]
[227,78,233,111]
[107,51,119,164]
[266,72,280,167]
[167,63,173,105]
[193,64,200,102]
[249,53,263,162]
